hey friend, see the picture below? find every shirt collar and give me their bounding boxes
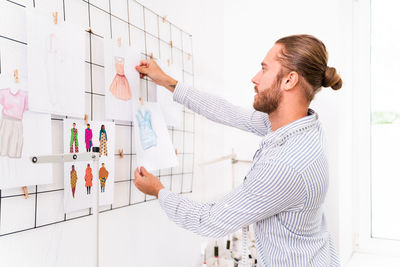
[262,108,318,146]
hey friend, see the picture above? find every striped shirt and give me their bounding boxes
[158,82,339,266]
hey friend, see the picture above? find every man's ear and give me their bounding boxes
[283,71,299,91]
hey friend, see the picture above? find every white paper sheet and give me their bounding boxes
[27,8,85,117]
[0,112,52,189]
[133,101,178,171]
[104,38,141,121]
[156,60,183,128]
[63,119,115,212]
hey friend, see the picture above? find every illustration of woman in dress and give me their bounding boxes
[85,123,93,152]
[99,125,108,157]
[70,165,78,198]
[0,88,29,158]
[84,163,93,195]
[99,163,109,193]
[136,109,157,150]
[70,123,79,153]
[109,56,131,100]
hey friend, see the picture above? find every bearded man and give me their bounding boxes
[134,34,342,267]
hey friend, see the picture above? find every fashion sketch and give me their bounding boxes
[85,124,93,152]
[99,125,108,157]
[99,163,109,193]
[70,123,79,153]
[70,165,78,198]
[136,109,157,150]
[109,56,131,100]
[0,89,29,158]
[84,163,93,194]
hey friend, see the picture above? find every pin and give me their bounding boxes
[22,186,29,199]
[14,69,19,83]
[52,12,58,24]
[84,114,89,126]
[118,149,124,158]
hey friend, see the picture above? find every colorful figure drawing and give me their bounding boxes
[109,56,131,100]
[99,163,109,193]
[136,109,157,150]
[84,163,93,195]
[0,89,29,158]
[85,124,93,152]
[70,123,79,153]
[70,165,78,198]
[99,125,108,157]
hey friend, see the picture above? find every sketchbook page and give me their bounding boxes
[156,60,183,128]
[63,119,94,213]
[27,8,85,117]
[89,121,115,206]
[133,101,178,171]
[104,38,141,121]
[0,112,52,189]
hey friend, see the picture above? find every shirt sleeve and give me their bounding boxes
[158,161,306,238]
[173,82,272,136]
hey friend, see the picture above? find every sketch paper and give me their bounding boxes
[156,60,183,128]
[134,101,178,171]
[0,112,52,189]
[104,38,141,121]
[63,119,94,213]
[27,8,85,117]
[90,121,115,206]
[63,119,115,212]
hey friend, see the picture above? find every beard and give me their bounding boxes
[253,75,283,114]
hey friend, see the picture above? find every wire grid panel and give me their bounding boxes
[0,0,195,237]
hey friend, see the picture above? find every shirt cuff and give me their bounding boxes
[172,82,189,104]
[158,188,174,207]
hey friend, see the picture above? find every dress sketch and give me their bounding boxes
[99,163,109,193]
[109,56,131,100]
[70,123,79,153]
[70,165,78,198]
[0,89,29,158]
[99,125,108,157]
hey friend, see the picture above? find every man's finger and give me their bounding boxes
[140,166,150,176]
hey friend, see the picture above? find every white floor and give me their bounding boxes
[346,253,400,267]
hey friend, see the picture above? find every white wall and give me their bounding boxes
[222,0,354,264]
[0,0,227,267]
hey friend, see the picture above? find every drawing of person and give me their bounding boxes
[84,163,93,195]
[99,163,109,193]
[85,123,93,152]
[99,125,108,157]
[70,165,78,198]
[70,123,79,153]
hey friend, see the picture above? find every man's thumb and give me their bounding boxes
[135,65,148,74]
[140,166,149,176]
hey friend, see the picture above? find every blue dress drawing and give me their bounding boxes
[136,109,157,150]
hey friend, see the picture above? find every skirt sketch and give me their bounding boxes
[0,116,24,158]
[109,57,131,101]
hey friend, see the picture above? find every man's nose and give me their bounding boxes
[251,71,261,85]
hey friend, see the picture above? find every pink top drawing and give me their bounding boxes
[0,89,29,120]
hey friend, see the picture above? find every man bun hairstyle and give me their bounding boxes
[275,34,343,101]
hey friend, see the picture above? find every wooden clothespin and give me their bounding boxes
[22,186,28,199]
[175,148,178,155]
[139,97,144,105]
[150,52,153,59]
[84,114,88,125]
[117,37,122,48]
[162,16,167,23]
[169,40,173,48]
[118,149,124,158]
[14,69,19,83]
[52,12,58,24]
[167,59,171,66]
[187,53,192,61]
[87,27,93,34]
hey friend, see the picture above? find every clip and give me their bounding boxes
[22,186,29,199]
[167,59,171,66]
[84,114,88,126]
[52,12,58,24]
[139,97,144,106]
[118,149,124,158]
[169,40,173,48]
[162,16,167,23]
[117,37,122,48]
[175,148,178,155]
[188,53,191,61]
[14,69,19,83]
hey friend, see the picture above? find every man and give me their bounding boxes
[134,34,342,266]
